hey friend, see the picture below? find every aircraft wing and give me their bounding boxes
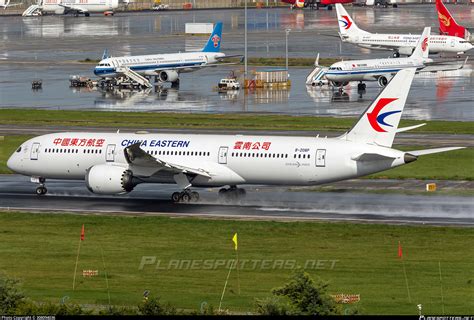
[420,57,468,73]
[58,3,88,13]
[123,142,212,178]
[152,59,243,73]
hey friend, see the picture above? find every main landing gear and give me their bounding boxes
[171,189,199,203]
[34,177,47,195]
[218,186,246,203]
[357,82,366,91]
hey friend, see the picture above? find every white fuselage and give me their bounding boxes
[325,57,430,82]
[94,52,225,78]
[40,0,119,14]
[344,34,473,54]
[7,132,408,188]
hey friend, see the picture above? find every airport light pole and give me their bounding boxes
[285,28,291,73]
[244,0,248,80]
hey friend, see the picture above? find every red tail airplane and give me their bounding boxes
[436,0,473,42]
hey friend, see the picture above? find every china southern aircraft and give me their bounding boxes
[336,3,472,57]
[7,69,463,202]
[22,0,128,16]
[94,22,234,87]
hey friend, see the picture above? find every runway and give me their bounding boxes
[1,175,472,226]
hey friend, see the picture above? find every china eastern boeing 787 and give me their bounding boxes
[7,69,462,202]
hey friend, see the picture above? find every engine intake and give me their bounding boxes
[159,70,179,83]
[85,164,136,194]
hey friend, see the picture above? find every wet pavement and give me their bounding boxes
[1,175,473,226]
[0,5,473,120]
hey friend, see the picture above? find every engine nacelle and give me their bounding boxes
[398,47,414,56]
[85,164,135,195]
[159,70,179,83]
[377,75,390,87]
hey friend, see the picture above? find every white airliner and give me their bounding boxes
[7,69,463,202]
[22,0,128,17]
[326,27,433,89]
[336,3,473,57]
[94,22,234,86]
[1,0,21,9]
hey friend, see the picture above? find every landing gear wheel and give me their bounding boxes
[392,51,400,58]
[357,82,366,91]
[218,187,246,203]
[180,192,190,203]
[190,191,200,202]
[36,186,47,195]
[172,192,181,202]
[171,79,180,88]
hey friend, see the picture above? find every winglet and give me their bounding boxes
[202,22,223,53]
[343,68,417,148]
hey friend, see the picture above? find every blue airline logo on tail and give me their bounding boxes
[202,22,223,53]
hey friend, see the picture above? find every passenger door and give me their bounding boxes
[30,142,40,160]
[315,149,326,167]
[106,144,116,162]
[218,146,228,164]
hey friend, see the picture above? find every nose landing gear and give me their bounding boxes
[33,177,47,195]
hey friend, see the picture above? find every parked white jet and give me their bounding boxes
[336,3,473,57]
[22,0,128,17]
[94,22,235,87]
[325,27,467,89]
[326,27,433,89]
[1,0,21,9]
[7,69,463,202]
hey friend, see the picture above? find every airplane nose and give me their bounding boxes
[6,154,17,172]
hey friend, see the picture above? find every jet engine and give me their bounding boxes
[159,70,179,83]
[85,164,136,194]
[377,76,389,87]
[398,47,414,56]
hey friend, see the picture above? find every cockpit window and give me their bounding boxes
[16,146,22,152]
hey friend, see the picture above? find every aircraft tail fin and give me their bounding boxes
[335,3,368,39]
[410,27,430,59]
[436,0,465,38]
[342,68,416,148]
[202,22,223,53]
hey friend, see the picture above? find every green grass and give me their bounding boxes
[1,135,472,180]
[0,109,473,135]
[368,147,474,181]
[0,212,472,314]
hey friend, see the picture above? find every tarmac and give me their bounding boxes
[0,174,473,226]
[0,5,473,120]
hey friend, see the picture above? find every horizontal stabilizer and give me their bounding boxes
[396,123,426,133]
[409,147,465,156]
[351,153,396,162]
